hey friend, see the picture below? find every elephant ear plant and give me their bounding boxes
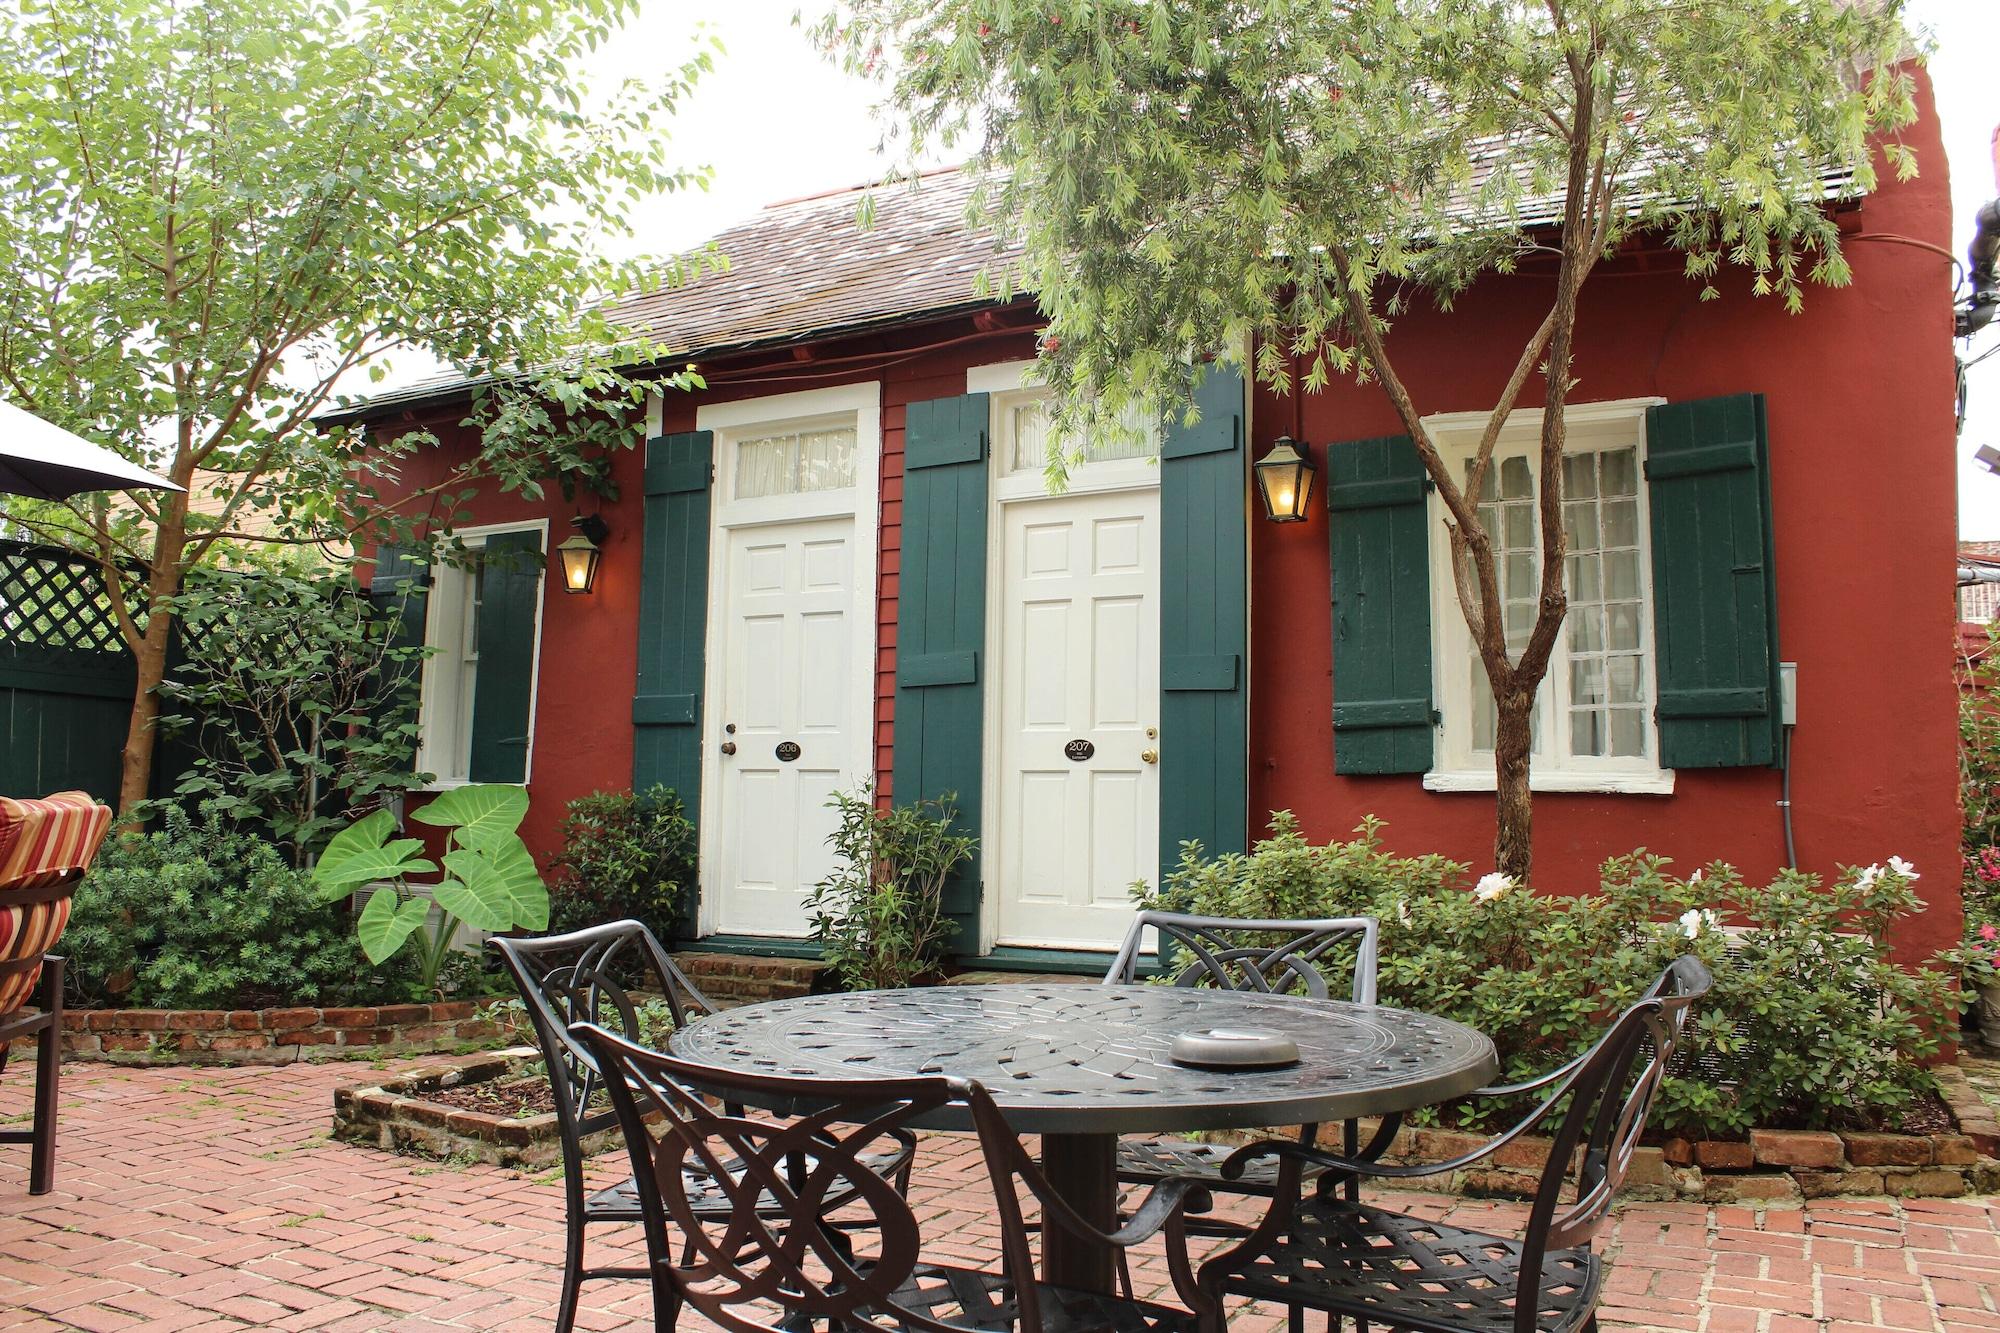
[312,784,549,993]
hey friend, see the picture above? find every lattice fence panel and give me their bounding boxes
[0,542,143,654]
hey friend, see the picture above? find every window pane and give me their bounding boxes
[1608,654,1642,704]
[1500,455,1532,499]
[1602,448,1639,496]
[1610,707,1646,757]
[735,424,857,499]
[1607,603,1641,650]
[1564,453,1596,497]
[1605,548,1640,601]
[1571,707,1605,757]
[1603,498,1638,548]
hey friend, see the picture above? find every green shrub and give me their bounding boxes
[63,806,401,1010]
[545,786,696,941]
[809,784,975,992]
[1960,625,2000,956]
[1146,814,1959,1139]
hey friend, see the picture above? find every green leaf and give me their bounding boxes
[411,783,530,848]
[439,837,548,933]
[313,809,435,897]
[355,888,431,964]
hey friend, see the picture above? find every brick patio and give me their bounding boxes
[2,1059,1997,1332]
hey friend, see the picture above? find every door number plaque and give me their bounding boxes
[775,741,802,762]
[1064,739,1095,762]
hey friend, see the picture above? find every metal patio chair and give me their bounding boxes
[1103,912,1393,1237]
[490,920,916,1333]
[1193,955,1714,1333]
[575,1018,1203,1333]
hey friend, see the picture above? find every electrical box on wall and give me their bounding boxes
[1778,662,1798,727]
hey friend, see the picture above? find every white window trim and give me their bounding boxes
[412,517,550,791]
[966,359,1160,504]
[692,381,881,939]
[1421,398,1674,797]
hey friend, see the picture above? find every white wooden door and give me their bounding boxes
[995,487,1161,949]
[714,518,856,936]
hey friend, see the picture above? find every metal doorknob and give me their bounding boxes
[1140,747,1159,765]
[719,741,737,756]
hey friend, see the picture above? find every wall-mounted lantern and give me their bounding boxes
[1253,436,1316,523]
[556,514,609,594]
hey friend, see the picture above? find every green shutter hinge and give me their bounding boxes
[1422,476,1437,493]
[1432,709,1442,727]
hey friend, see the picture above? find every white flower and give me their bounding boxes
[1854,864,1883,890]
[1688,869,1704,885]
[1887,855,1920,881]
[1473,872,1514,903]
[1678,908,1719,939]
[1395,898,1413,925]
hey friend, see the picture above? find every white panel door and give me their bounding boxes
[995,487,1160,949]
[714,518,855,936]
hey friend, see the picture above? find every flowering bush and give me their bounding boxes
[1145,815,1959,1139]
[1959,624,2000,964]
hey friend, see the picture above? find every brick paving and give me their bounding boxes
[1,1059,1997,1332]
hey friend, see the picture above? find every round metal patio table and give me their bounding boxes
[667,982,1499,1295]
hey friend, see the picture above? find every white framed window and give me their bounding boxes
[414,519,547,788]
[1424,399,1673,795]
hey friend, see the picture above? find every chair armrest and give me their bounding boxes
[1468,1051,1587,1101]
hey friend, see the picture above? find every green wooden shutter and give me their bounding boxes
[632,430,714,804]
[1159,367,1249,865]
[368,545,430,773]
[893,394,988,956]
[1645,394,1781,768]
[1327,435,1434,774]
[467,528,541,783]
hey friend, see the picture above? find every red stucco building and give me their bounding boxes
[337,71,1965,967]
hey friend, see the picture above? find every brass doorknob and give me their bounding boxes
[1140,747,1159,765]
[719,741,737,756]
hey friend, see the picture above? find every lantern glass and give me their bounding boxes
[1254,437,1316,522]
[557,533,601,594]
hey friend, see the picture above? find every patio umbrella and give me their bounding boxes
[0,398,181,500]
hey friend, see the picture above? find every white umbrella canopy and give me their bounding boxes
[0,398,182,500]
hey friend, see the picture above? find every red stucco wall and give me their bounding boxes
[1247,71,1964,956]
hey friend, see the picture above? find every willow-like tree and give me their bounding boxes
[825,0,1920,878]
[0,0,712,814]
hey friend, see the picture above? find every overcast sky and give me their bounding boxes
[561,0,2000,533]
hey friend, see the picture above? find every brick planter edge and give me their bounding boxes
[1212,1111,2000,1204]
[332,1046,605,1170]
[33,999,521,1066]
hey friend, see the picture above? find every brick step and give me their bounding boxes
[673,951,827,1004]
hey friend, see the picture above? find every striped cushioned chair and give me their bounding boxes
[0,790,113,1195]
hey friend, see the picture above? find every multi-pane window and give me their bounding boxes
[1430,402,1665,790]
[734,424,857,500]
[1562,447,1647,760]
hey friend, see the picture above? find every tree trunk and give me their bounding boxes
[116,594,176,816]
[1493,686,1535,879]
[115,495,191,817]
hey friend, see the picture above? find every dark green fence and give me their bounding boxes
[0,541,144,802]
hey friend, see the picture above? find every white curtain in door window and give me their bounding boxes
[735,426,857,500]
[1007,397,1153,473]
